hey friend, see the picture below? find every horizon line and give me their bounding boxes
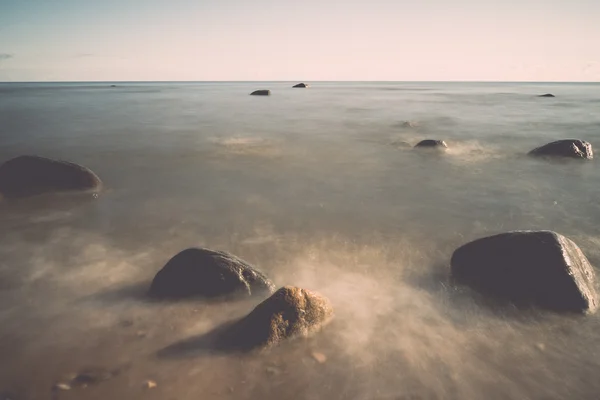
[1,80,599,84]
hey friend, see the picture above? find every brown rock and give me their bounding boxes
[225,286,333,350]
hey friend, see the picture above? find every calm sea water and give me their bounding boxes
[1,81,600,400]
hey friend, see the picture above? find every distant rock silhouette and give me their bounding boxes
[222,286,334,350]
[110,85,117,88]
[0,155,102,198]
[414,139,448,149]
[250,90,271,96]
[293,83,308,88]
[451,230,598,313]
[529,139,593,159]
[538,93,555,97]
[149,247,275,300]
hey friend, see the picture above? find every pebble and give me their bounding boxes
[311,352,327,364]
[142,380,157,389]
[52,383,71,391]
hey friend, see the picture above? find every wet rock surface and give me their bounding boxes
[529,139,593,159]
[149,247,275,299]
[0,155,102,198]
[250,90,271,96]
[414,140,448,149]
[222,286,334,350]
[451,230,598,313]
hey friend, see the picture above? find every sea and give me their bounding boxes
[0,81,600,400]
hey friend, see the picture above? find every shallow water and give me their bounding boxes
[1,81,600,399]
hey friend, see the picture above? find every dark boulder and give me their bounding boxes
[293,83,308,88]
[110,85,117,88]
[0,155,102,198]
[149,248,275,299]
[250,90,271,96]
[414,139,448,149]
[529,139,593,159]
[538,93,555,97]
[223,286,333,350]
[451,230,598,313]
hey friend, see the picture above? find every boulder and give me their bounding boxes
[538,93,555,97]
[0,155,102,198]
[149,247,275,299]
[451,230,598,313]
[293,83,308,88]
[529,139,593,159]
[223,286,333,350]
[250,90,271,96]
[414,139,448,149]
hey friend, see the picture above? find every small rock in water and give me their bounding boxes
[250,90,270,96]
[538,93,555,97]
[414,139,448,149]
[142,380,157,389]
[311,351,327,363]
[52,383,71,391]
[528,139,593,160]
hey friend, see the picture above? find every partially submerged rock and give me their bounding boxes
[414,139,448,149]
[0,155,102,198]
[529,139,593,160]
[293,83,308,88]
[538,93,555,97]
[451,230,598,313]
[224,286,333,350]
[250,90,271,96]
[149,248,275,299]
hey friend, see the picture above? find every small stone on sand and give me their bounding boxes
[52,383,71,391]
[142,380,157,389]
[311,352,327,363]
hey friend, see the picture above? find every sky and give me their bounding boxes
[0,0,599,82]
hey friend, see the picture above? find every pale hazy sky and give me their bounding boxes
[0,0,598,81]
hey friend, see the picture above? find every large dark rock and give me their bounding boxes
[250,90,271,96]
[223,286,333,350]
[149,248,275,299]
[414,139,448,149]
[451,231,598,313]
[538,93,555,97]
[293,83,308,88]
[529,139,593,159]
[0,155,102,198]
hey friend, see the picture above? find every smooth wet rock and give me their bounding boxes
[52,383,71,391]
[142,380,157,389]
[224,286,333,350]
[0,155,102,198]
[529,139,593,159]
[451,230,598,313]
[538,93,555,97]
[414,139,448,149]
[293,83,308,88]
[149,248,275,299]
[250,90,271,96]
